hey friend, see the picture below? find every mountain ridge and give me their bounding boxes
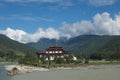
[0,34,37,59]
[27,35,120,55]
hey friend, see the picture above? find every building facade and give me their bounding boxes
[36,46,69,61]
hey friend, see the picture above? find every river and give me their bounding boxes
[0,63,12,80]
[0,63,120,80]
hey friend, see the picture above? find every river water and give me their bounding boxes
[0,63,120,80]
[0,63,12,80]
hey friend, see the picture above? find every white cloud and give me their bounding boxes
[4,0,74,7]
[0,12,120,43]
[0,15,55,23]
[61,21,94,37]
[5,0,60,3]
[37,17,55,22]
[3,0,118,8]
[0,27,27,43]
[89,0,116,6]
[61,12,120,37]
[0,27,60,43]
[93,12,120,35]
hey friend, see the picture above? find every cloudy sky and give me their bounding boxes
[0,0,120,43]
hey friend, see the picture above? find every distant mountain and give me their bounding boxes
[28,37,67,51]
[28,35,120,55]
[65,35,120,54]
[0,34,37,56]
[100,36,120,53]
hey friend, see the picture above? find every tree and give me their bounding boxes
[18,52,39,66]
[11,67,19,75]
[84,53,90,64]
[65,54,74,64]
[90,53,103,60]
[55,57,65,64]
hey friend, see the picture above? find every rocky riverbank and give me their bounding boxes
[5,64,49,76]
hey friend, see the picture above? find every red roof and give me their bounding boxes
[37,52,67,55]
[46,46,64,51]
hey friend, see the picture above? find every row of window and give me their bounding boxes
[46,51,62,54]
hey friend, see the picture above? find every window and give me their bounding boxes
[49,51,52,53]
[46,51,48,53]
[55,51,58,53]
[59,51,62,53]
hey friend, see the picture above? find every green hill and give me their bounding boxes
[0,34,37,61]
[101,36,120,53]
[63,35,120,55]
[28,35,120,55]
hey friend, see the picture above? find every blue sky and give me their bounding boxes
[0,0,120,43]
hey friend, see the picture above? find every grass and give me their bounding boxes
[36,60,120,68]
[88,60,120,65]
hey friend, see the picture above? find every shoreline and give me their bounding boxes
[4,64,49,76]
[4,63,120,76]
[0,62,13,64]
